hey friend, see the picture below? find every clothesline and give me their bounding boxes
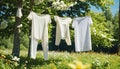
[16,8,93,60]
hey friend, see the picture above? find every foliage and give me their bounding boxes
[0,0,16,38]
[0,35,29,50]
[112,12,119,39]
[0,0,114,37]
[0,36,13,49]
[90,11,115,52]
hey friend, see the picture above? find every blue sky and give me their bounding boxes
[90,0,119,16]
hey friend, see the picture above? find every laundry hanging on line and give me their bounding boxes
[54,16,72,46]
[26,11,93,60]
[27,11,51,60]
[72,16,93,52]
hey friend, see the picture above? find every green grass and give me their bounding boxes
[0,49,120,69]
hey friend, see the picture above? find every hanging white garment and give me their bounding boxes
[27,11,51,60]
[16,7,23,18]
[72,16,93,52]
[54,16,72,46]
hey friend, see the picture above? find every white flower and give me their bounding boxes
[52,2,57,6]
[101,34,106,38]
[56,1,60,5]
[60,1,64,5]
[75,2,77,4]
[52,0,70,10]
[17,24,23,28]
[56,6,61,10]
[59,4,64,8]
[12,56,20,61]
[108,38,115,41]
[25,61,28,63]
[69,3,74,7]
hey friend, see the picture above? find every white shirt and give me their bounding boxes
[72,16,93,52]
[27,11,51,40]
[54,16,72,46]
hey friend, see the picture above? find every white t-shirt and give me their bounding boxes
[54,16,72,46]
[27,11,51,40]
[72,16,93,52]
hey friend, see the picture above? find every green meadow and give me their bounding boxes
[0,49,120,69]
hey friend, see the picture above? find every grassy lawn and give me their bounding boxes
[0,49,120,69]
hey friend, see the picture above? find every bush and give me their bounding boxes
[90,12,115,52]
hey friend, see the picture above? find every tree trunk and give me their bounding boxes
[12,0,22,57]
[12,17,21,57]
[28,21,31,57]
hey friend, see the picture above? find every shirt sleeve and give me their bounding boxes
[27,11,33,20]
[47,15,51,24]
[88,16,93,25]
[54,16,57,22]
[72,19,77,28]
[68,18,72,24]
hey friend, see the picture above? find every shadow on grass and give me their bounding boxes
[18,56,62,69]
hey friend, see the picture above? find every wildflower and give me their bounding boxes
[60,1,64,5]
[68,63,76,69]
[56,1,60,5]
[92,59,101,67]
[12,56,20,62]
[52,2,57,6]
[68,60,91,69]
[14,62,19,66]
[69,3,74,7]
[52,0,69,10]
[25,61,28,63]
[76,61,84,69]
[6,60,11,64]
[54,67,57,69]
[1,55,6,59]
